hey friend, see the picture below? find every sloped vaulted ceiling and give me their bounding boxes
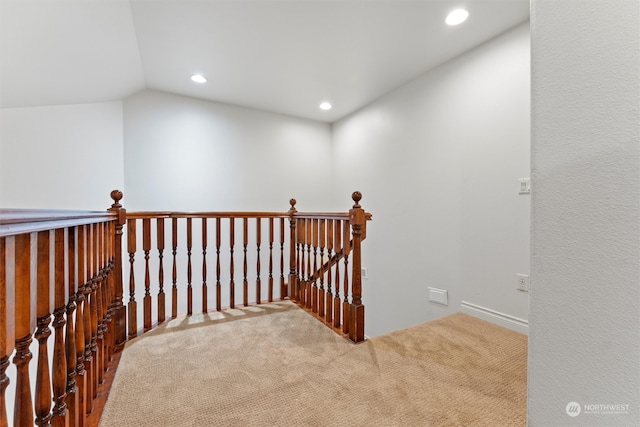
[0,0,530,122]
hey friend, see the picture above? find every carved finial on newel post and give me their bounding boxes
[349,191,366,343]
[287,198,298,300]
[352,191,362,209]
[110,190,123,209]
[108,190,127,348]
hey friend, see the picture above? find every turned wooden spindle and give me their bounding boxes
[65,227,79,427]
[229,218,235,309]
[287,199,297,301]
[75,226,87,427]
[186,218,193,315]
[312,219,319,313]
[94,224,104,388]
[187,218,193,316]
[305,218,312,309]
[279,218,285,299]
[333,220,342,329]
[325,219,334,325]
[83,227,94,414]
[143,218,152,331]
[268,218,274,302]
[215,218,221,311]
[342,219,351,335]
[157,219,166,324]
[34,231,52,427]
[13,234,36,427]
[242,218,248,307]
[202,218,208,313]
[296,219,304,304]
[256,218,262,304]
[127,219,137,338]
[51,229,68,427]
[318,219,326,318]
[171,218,178,319]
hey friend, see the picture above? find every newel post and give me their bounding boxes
[348,191,366,343]
[287,199,298,301]
[108,190,127,349]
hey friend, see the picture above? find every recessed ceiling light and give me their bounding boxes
[446,9,469,26]
[191,74,207,83]
[319,102,332,110]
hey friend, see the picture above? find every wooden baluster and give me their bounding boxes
[106,221,116,361]
[242,218,248,307]
[51,229,68,427]
[108,190,127,348]
[83,226,94,414]
[186,218,193,315]
[312,218,319,313]
[268,218,274,302]
[279,218,285,300]
[75,226,87,427]
[298,219,305,305]
[333,221,342,329]
[325,220,334,325]
[255,218,261,305]
[298,219,305,304]
[287,200,297,303]
[202,218,208,313]
[95,223,104,387]
[34,231,52,427]
[318,219,326,318]
[215,218,221,311]
[306,218,312,310]
[171,218,178,319]
[127,219,137,338]
[348,192,366,342]
[157,219,166,324]
[13,234,35,426]
[0,236,13,427]
[229,218,235,309]
[143,219,152,331]
[342,219,350,335]
[65,227,79,426]
[90,224,100,398]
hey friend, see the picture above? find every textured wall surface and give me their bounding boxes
[529,1,640,425]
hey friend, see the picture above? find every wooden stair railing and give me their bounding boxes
[0,189,371,426]
[288,191,372,342]
[0,191,127,427]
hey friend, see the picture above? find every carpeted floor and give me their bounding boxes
[99,301,527,426]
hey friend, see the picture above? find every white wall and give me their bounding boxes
[0,102,125,209]
[332,22,530,337]
[123,90,333,212]
[529,1,639,426]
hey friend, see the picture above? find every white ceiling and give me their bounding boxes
[0,0,529,123]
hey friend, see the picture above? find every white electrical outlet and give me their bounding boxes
[519,178,531,195]
[517,274,529,292]
[361,267,368,279]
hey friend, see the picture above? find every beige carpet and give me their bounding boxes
[99,302,527,427]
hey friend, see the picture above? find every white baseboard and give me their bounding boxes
[460,301,528,335]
